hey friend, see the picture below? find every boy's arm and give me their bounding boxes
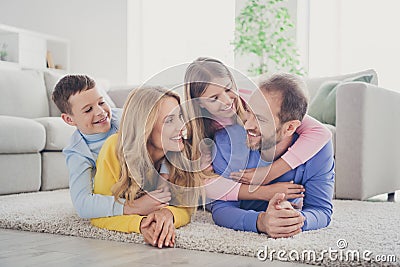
[66,152,124,219]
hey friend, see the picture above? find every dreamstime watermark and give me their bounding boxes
[257,239,397,263]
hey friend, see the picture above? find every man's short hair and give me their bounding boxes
[52,74,96,114]
[259,73,308,124]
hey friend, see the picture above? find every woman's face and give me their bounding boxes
[198,77,237,118]
[150,97,186,153]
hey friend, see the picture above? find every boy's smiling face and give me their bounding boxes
[61,87,112,135]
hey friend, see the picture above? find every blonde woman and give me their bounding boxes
[91,87,202,248]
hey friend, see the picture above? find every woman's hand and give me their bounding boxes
[140,208,176,248]
[123,189,171,216]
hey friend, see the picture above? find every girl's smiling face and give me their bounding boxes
[198,77,237,118]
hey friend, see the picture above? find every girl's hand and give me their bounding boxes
[230,166,271,185]
[200,152,213,172]
[262,181,305,201]
[124,189,171,216]
[141,208,176,248]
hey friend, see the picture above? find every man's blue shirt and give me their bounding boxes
[210,124,335,233]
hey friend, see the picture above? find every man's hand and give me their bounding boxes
[123,189,171,216]
[256,193,305,238]
[140,208,175,248]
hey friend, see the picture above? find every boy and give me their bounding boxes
[52,74,125,218]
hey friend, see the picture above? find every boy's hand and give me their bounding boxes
[230,166,271,185]
[140,208,175,248]
[123,189,171,216]
[262,181,305,201]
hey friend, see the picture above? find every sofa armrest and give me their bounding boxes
[0,115,46,153]
[335,82,400,200]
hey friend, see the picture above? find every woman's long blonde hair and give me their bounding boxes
[184,57,247,173]
[112,86,202,208]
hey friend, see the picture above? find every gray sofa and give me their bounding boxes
[1,68,399,201]
[0,69,74,194]
[303,70,400,200]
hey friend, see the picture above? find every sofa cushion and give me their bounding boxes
[0,69,49,118]
[0,153,41,195]
[41,152,69,190]
[44,69,66,117]
[35,117,76,151]
[0,116,46,153]
[308,74,374,126]
[305,69,378,101]
[107,87,135,108]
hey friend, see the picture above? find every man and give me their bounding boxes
[209,73,335,238]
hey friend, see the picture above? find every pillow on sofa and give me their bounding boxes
[308,74,373,126]
[44,69,67,117]
[44,70,116,117]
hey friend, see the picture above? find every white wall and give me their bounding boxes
[0,0,127,85]
[340,0,400,90]
[306,0,400,90]
[127,0,236,85]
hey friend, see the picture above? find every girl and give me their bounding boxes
[91,87,203,248]
[184,57,331,202]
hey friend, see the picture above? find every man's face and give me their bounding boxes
[62,87,112,135]
[244,90,284,151]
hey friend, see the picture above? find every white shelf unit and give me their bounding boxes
[0,24,70,71]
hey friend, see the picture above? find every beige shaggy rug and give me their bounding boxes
[0,189,399,266]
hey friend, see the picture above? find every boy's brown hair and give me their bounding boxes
[52,74,96,114]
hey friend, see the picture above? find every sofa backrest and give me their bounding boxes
[0,69,50,118]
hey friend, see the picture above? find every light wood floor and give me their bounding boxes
[0,229,307,267]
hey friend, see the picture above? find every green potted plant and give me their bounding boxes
[233,0,305,76]
[0,43,8,61]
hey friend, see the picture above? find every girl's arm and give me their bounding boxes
[282,115,332,169]
[230,115,331,185]
[204,176,303,201]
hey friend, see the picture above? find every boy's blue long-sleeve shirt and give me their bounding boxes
[210,124,335,233]
[63,108,123,219]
